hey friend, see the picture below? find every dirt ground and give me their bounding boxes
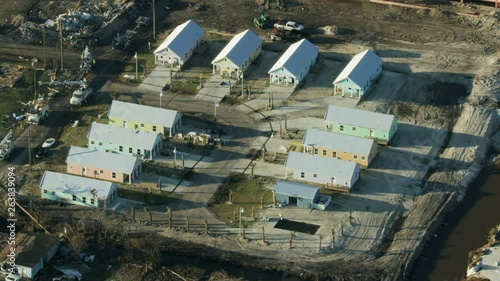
[1,0,500,280]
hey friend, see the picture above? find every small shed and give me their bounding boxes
[273,181,331,210]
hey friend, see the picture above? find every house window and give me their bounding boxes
[314,148,318,155]
[353,155,358,159]
[129,148,133,153]
[134,124,138,129]
[91,198,95,205]
[99,142,102,146]
[51,191,55,195]
[362,156,366,160]
[72,195,77,201]
[112,172,116,179]
[141,124,145,127]
[91,141,95,144]
[137,149,141,155]
[348,87,352,90]
[119,146,123,152]
[43,189,47,193]
[153,126,157,132]
[340,125,344,131]
[352,127,356,131]
[300,172,305,178]
[100,170,104,174]
[322,150,327,156]
[313,173,317,178]
[332,152,337,157]
[82,197,86,203]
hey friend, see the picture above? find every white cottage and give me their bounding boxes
[285,151,360,190]
[211,29,263,78]
[268,39,318,87]
[154,20,204,68]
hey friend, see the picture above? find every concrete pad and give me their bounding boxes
[270,117,324,131]
[245,161,287,178]
[319,95,360,108]
[237,84,295,112]
[195,75,237,103]
[139,65,177,93]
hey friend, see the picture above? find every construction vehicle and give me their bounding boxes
[26,98,49,124]
[0,130,15,161]
[270,28,304,43]
[80,45,94,71]
[112,30,136,50]
[70,84,93,106]
[253,13,270,29]
[274,20,304,32]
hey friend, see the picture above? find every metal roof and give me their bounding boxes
[268,39,318,77]
[108,100,181,129]
[302,129,375,156]
[66,146,139,175]
[39,171,114,199]
[285,151,358,179]
[324,105,396,132]
[153,20,204,56]
[274,180,319,199]
[87,122,161,149]
[333,49,382,87]
[211,29,263,67]
[7,234,60,267]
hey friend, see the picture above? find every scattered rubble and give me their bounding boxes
[0,65,25,89]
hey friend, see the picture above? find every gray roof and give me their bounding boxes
[273,180,319,199]
[66,146,139,175]
[154,20,204,57]
[302,129,375,156]
[333,49,382,87]
[39,171,114,199]
[268,39,318,77]
[285,151,358,179]
[211,29,262,67]
[87,122,161,149]
[324,105,396,132]
[108,100,181,129]
[15,234,60,267]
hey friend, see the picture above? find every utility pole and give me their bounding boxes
[59,17,64,72]
[42,26,46,69]
[32,59,37,99]
[134,52,138,80]
[152,0,156,40]
[28,125,32,170]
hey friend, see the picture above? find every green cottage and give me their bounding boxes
[324,105,397,145]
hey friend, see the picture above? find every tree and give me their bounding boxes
[144,207,152,225]
[251,163,255,178]
[205,220,209,235]
[131,207,136,222]
[319,234,324,250]
[158,177,162,192]
[186,217,190,232]
[228,189,234,203]
[289,231,296,249]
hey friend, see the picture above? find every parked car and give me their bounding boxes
[36,147,50,159]
[42,138,56,148]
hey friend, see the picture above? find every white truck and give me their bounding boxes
[70,85,93,106]
[0,130,15,161]
[27,100,49,124]
[273,20,304,31]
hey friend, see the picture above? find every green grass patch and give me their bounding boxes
[208,174,275,226]
[117,187,181,205]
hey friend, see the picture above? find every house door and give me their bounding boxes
[288,197,297,206]
[370,130,374,138]
[122,121,127,128]
[82,167,86,176]
[134,124,139,130]
[330,177,336,186]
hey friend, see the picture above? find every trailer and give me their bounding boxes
[70,84,93,106]
[80,45,94,71]
[0,130,15,160]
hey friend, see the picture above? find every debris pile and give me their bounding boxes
[0,65,25,89]
[12,0,142,49]
[256,0,286,10]
[111,16,150,50]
